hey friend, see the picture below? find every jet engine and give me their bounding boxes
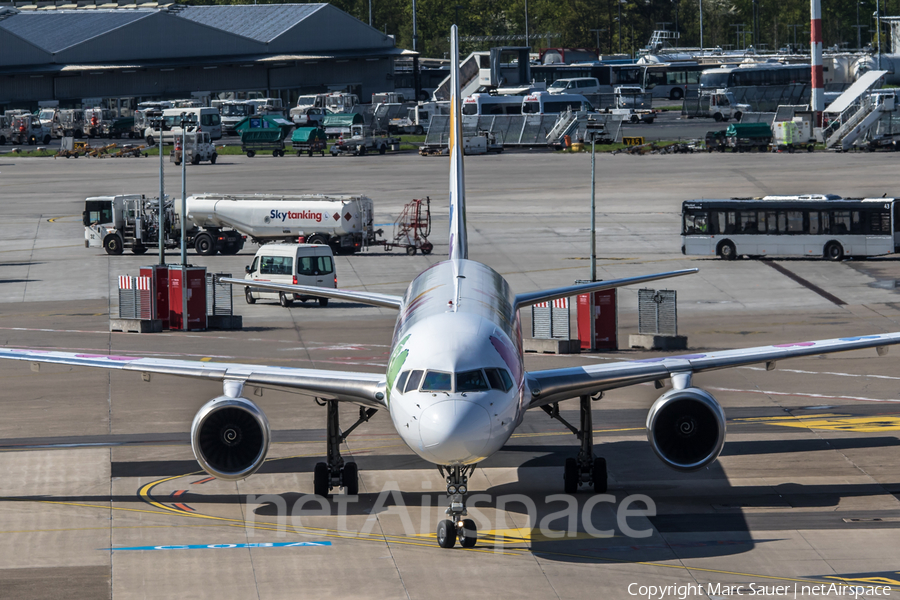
[191,396,270,481]
[646,387,726,472]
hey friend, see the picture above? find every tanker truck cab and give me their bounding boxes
[244,244,336,308]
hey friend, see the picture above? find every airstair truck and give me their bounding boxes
[182,194,377,255]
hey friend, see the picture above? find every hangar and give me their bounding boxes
[0,2,415,110]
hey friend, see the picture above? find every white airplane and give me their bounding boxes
[3,27,900,550]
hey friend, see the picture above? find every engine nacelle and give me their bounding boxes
[191,396,270,481]
[646,387,726,472]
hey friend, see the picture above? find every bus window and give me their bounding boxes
[504,105,521,115]
[833,211,851,234]
[687,70,702,85]
[740,211,757,233]
[647,71,666,88]
[787,211,803,233]
[522,101,539,113]
[851,211,863,234]
[809,211,820,234]
[766,211,778,233]
[684,211,708,234]
[488,105,504,115]
[777,212,788,233]
[462,103,478,115]
[715,211,736,234]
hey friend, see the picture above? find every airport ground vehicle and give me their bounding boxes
[461,93,523,116]
[682,194,899,260]
[0,115,12,145]
[57,109,85,138]
[642,62,705,99]
[548,77,603,95]
[725,122,772,152]
[699,62,811,93]
[183,193,376,254]
[522,91,594,114]
[144,107,222,144]
[291,107,331,127]
[243,244,336,307]
[689,90,750,122]
[390,101,450,134]
[607,87,656,123]
[83,108,114,138]
[705,129,727,152]
[214,101,255,135]
[773,114,816,152]
[236,114,294,157]
[290,127,327,156]
[171,131,217,165]
[329,124,398,156]
[109,116,136,138]
[9,113,50,145]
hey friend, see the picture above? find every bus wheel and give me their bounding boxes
[717,241,736,260]
[824,242,844,261]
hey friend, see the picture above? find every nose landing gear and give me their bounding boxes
[313,399,378,497]
[542,395,608,494]
[436,465,477,548]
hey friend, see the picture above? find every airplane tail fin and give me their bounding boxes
[448,24,468,260]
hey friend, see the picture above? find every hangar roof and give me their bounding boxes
[0,3,404,68]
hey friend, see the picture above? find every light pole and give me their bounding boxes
[875,0,882,69]
[856,2,862,49]
[412,0,418,51]
[618,0,625,53]
[698,0,703,50]
[154,116,164,266]
[369,0,372,26]
[590,28,604,51]
[180,113,187,267]
[672,0,678,46]
[524,0,529,49]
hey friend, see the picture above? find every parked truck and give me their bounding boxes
[182,193,377,254]
[330,124,399,156]
[773,112,816,152]
[725,122,773,152]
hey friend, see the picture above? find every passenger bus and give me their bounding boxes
[681,195,899,260]
[699,63,811,91]
[521,91,594,114]
[530,63,644,93]
[642,63,705,100]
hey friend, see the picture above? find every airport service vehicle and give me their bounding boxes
[290,127,328,156]
[83,194,178,255]
[9,27,900,551]
[83,108,114,138]
[773,113,816,152]
[171,131,217,165]
[372,92,406,104]
[183,193,376,255]
[322,92,359,114]
[521,91,595,114]
[8,113,49,145]
[682,194,899,260]
[699,62,811,93]
[291,107,331,127]
[390,101,450,134]
[694,90,750,122]
[144,107,222,145]
[461,93,523,116]
[329,124,398,156]
[725,122,772,152]
[641,62,705,99]
[289,94,329,122]
[57,109,85,138]
[705,129,728,152]
[243,244,336,307]
[214,101,255,135]
[548,77,603,95]
[606,86,656,123]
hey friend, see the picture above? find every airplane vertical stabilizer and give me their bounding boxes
[448,24,468,260]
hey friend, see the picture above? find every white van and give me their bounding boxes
[521,91,594,115]
[145,107,222,144]
[243,244,336,307]
[548,77,602,95]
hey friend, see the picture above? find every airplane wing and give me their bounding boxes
[0,347,386,408]
[524,332,900,408]
[219,277,402,310]
[514,269,697,310]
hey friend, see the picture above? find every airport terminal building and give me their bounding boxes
[0,2,414,110]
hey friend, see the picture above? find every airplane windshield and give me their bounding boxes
[485,368,513,392]
[421,371,452,391]
[456,370,488,392]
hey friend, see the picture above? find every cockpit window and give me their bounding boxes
[456,370,489,392]
[396,370,410,392]
[485,368,513,392]
[405,370,423,393]
[421,370,452,391]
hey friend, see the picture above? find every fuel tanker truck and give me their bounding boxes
[84,193,376,256]
[180,193,377,255]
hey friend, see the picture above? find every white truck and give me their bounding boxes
[330,124,399,156]
[83,107,115,138]
[389,101,450,134]
[171,131,218,165]
[609,86,658,123]
[182,193,377,255]
[773,113,816,152]
[699,90,750,122]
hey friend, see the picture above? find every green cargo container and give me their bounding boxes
[236,115,294,157]
[725,122,772,139]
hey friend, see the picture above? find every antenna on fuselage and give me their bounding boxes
[448,24,468,261]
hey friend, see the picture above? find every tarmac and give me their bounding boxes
[3,151,900,599]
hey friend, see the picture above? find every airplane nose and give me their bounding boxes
[419,400,492,464]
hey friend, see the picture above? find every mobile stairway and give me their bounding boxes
[822,70,891,151]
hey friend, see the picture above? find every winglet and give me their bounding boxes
[448,24,468,260]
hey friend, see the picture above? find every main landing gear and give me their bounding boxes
[541,395,608,494]
[313,399,378,498]
[436,465,478,549]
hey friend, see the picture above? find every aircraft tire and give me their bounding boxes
[458,519,477,548]
[437,520,456,548]
[563,458,578,494]
[314,462,329,498]
[592,457,607,493]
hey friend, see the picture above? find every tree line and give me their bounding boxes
[190,0,897,59]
